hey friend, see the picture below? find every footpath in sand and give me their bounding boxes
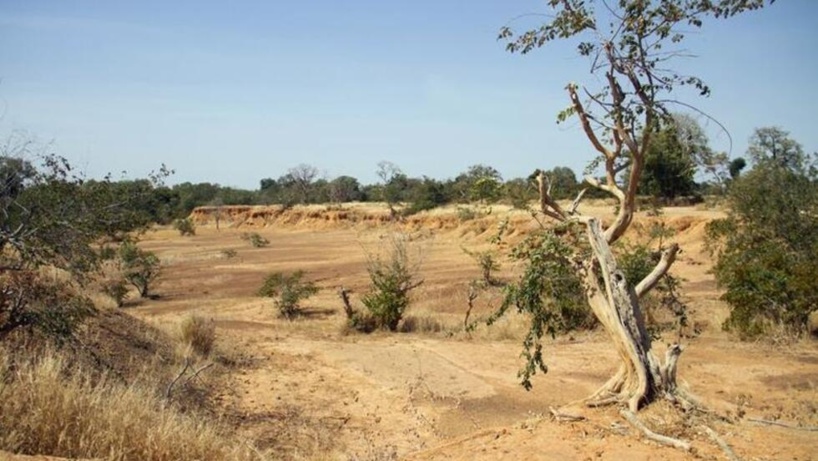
[134,204,818,460]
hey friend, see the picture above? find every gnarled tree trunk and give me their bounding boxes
[580,218,682,411]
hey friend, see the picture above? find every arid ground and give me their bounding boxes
[126,203,817,460]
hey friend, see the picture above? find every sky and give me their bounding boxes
[1,0,816,189]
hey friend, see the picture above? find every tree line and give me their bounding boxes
[117,115,751,223]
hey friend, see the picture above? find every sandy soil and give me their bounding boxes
[130,204,818,460]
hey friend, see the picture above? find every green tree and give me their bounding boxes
[405,177,448,215]
[495,0,772,413]
[328,175,363,203]
[361,235,423,331]
[453,164,503,203]
[707,128,817,337]
[119,241,161,299]
[0,133,165,335]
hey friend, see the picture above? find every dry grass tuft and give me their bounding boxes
[0,349,264,461]
[179,314,217,357]
[399,314,447,334]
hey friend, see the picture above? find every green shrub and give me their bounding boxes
[361,235,423,331]
[463,248,501,285]
[240,232,269,248]
[707,129,818,338]
[180,315,216,357]
[173,218,196,236]
[119,241,161,299]
[0,271,94,339]
[258,271,318,318]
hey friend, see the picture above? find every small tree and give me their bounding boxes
[360,234,423,331]
[119,241,161,299]
[258,270,319,319]
[463,248,502,286]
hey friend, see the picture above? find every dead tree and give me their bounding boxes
[499,0,773,411]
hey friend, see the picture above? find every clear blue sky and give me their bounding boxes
[1,1,816,189]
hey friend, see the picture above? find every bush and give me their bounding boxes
[119,241,161,298]
[708,164,818,338]
[100,278,129,308]
[173,218,196,236]
[240,232,270,248]
[180,315,216,357]
[707,129,818,338]
[258,270,319,318]
[361,235,423,331]
[463,248,501,285]
[0,271,95,339]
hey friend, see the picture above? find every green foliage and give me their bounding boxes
[504,177,536,209]
[639,119,698,200]
[258,270,319,319]
[488,223,593,389]
[728,157,747,179]
[707,128,818,338]
[361,235,423,331]
[404,177,447,215]
[463,248,501,286]
[0,271,94,339]
[119,241,161,299]
[241,232,270,248]
[617,242,688,337]
[0,133,166,336]
[173,218,196,236]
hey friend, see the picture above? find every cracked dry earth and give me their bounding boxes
[133,206,818,460]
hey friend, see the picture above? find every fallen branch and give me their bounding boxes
[703,426,741,461]
[620,409,691,452]
[747,418,818,432]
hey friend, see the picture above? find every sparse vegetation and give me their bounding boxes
[463,247,501,286]
[173,217,196,236]
[119,241,161,299]
[180,315,216,357]
[220,248,238,259]
[258,270,319,318]
[361,235,423,331]
[241,232,270,248]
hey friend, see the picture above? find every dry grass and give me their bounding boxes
[0,349,265,461]
[179,314,217,357]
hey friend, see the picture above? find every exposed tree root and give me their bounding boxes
[620,409,692,452]
[703,425,741,461]
[747,418,818,431]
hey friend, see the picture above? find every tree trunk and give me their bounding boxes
[581,218,682,412]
